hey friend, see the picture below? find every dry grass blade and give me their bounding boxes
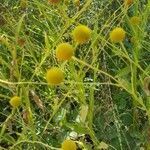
[30,90,45,112]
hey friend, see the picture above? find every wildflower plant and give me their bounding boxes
[0,0,150,149]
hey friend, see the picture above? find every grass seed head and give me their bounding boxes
[110,27,126,43]
[46,67,64,85]
[56,43,74,61]
[9,96,21,108]
[61,139,77,150]
[72,25,91,44]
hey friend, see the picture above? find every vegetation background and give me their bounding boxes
[0,0,150,149]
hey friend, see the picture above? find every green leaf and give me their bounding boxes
[116,66,131,78]
[15,14,26,39]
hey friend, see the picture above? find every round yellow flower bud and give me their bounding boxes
[130,16,141,25]
[62,139,77,150]
[56,43,74,61]
[72,25,91,44]
[9,96,21,108]
[46,67,64,85]
[110,27,126,43]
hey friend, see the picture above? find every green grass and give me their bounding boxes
[0,0,150,149]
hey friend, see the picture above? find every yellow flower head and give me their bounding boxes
[72,25,91,44]
[110,27,126,43]
[48,0,61,4]
[130,16,141,25]
[9,96,21,108]
[56,43,74,61]
[124,0,133,6]
[46,67,64,85]
[61,139,77,150]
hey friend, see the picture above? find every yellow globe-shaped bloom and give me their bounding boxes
[9,96,21,108]
[124,0,133,6]
[110,27,126,43]
[72,25,91,44]
[62,139,77,150]
[130,16,141,25]
[56,43,74,61]
[46,67,64,85]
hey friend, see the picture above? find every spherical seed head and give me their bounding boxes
[62,139,77,150]
[130,16,141,25]
[110,27,126,43]
[124,0,133,5]
[56,43,74,61]
[72,25,91,44]
[48,0,60,4]
[46,67,64,85]
[9,96,21,108]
